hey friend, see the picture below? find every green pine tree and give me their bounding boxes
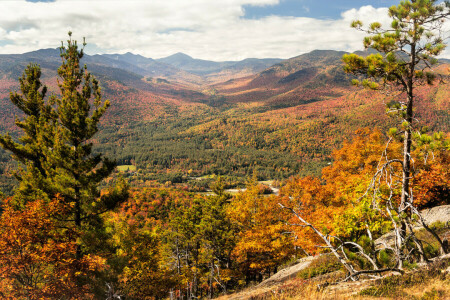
[0,64,57,205]
[343,0,449,208]
[343,0,450,262]
[201,178,236,296]
[50,33,128,260]
[0,33,128,261]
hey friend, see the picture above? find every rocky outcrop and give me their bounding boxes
[258,256,316,287]
[375,205,450,249]
[419,205,450,226]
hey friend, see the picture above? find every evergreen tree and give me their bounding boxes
[50,33,128,258]
[343,0,449,208]
[201,178,236,296]
[343,0,450,263]
[0,64,57,205]
[0,33,128,260]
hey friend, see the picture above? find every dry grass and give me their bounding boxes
[218,257,449,300]
[238,275,449,300]
[353,277,449,300]
[355,257,449,300]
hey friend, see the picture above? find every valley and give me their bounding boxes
[1,1,449,299]
[0,48,449,195]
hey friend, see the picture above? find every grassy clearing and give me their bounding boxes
[358,258,449,299]
[117,165,136,172]
[259,180,274,186]
[218,255,449,300]
[264,258,449,299]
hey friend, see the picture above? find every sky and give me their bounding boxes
[0,0,449,61]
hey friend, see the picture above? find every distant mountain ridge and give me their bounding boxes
[157,52,282,75]
[0,48,283,86]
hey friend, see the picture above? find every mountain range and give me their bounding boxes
[0,48,282,86]
[0,48,448,193]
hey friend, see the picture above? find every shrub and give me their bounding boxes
[297,254,342,279]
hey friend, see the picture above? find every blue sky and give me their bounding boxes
[243,0,400,19]
[26,0,56,2]
[1,0,449,60]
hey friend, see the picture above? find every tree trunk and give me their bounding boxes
[279,204,358,280]
[208,260,214,299]
[175,234,181,275]
[75,184,82,261]
[398,76,415,269]
[400,90,413,211]
[406,219,428,262]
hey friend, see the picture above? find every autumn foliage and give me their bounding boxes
[0,196,105,299]
[99,128,449,297]
[0,9,448,294]
[228,178,294,282]
[0,126,447,297]
[280,128,449,251]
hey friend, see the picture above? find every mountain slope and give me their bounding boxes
[156,52,282,83]
[0,49,448,194]
[99,52,205,86]
[214,50,352,106]
[0,49,209,133]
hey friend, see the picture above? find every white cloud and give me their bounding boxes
[0,0,448,60]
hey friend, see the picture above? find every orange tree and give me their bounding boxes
[228,177,295,284]
[0,196,105,299]
[279,128,449,271]
[279,130,389,248]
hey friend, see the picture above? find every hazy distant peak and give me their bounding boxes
[101,52,156,65]
[166,52,193,60]
[123,52,147,58]
[24,48,60,57]
[304,49,348,57]
[159,52,195,65]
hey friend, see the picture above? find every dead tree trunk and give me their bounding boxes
[278,203,358,280]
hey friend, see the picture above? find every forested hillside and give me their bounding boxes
[0,1,449,299]
[0,47,449,194]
